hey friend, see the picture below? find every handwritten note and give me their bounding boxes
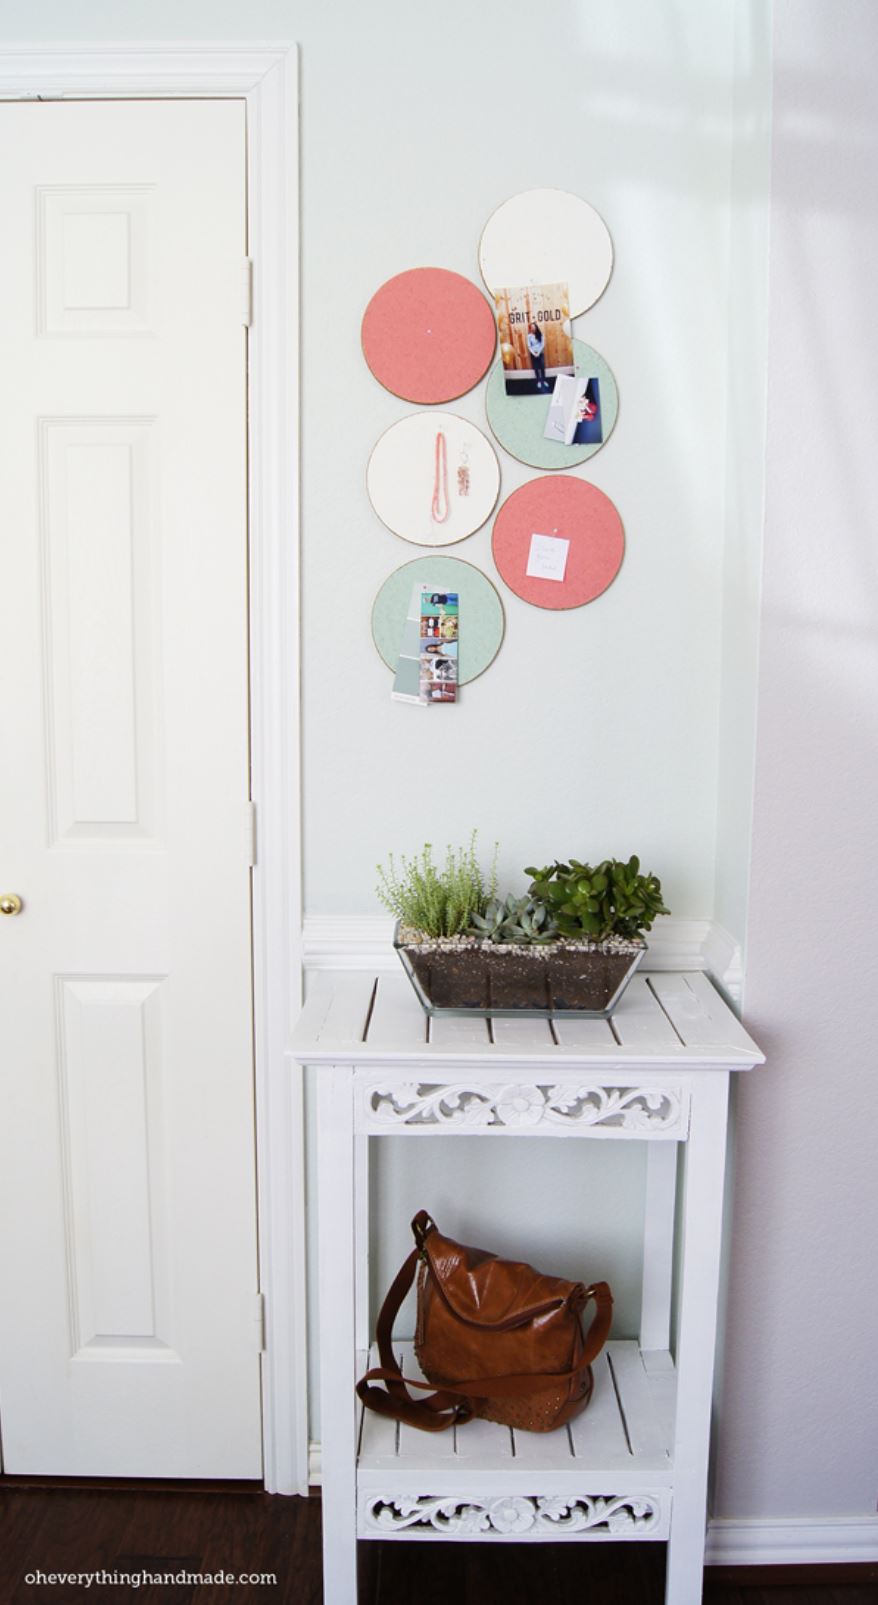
[526,532,570,583]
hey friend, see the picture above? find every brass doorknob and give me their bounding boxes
[0,894,23,916]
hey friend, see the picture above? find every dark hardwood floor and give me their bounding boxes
[0,1483,875,1604]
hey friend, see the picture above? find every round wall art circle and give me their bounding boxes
[372,556,505,683]
[367,412,501,546]
[479,189,613,319]
[491,476,624,611]
[361,268,497,404]
[486,338,618,471]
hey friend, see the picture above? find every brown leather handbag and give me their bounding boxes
[356,1211,613,1434]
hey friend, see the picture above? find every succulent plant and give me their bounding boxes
[468,894,559,945]
[525,856,669,942]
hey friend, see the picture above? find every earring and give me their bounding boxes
[457,445,470,497]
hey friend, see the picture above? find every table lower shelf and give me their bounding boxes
[356,1340,675,1542]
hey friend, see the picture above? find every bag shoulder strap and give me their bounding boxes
[355,1222,613,1433]
[356,1244,466,1432]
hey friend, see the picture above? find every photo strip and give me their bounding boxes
[495,282,574,398]
[419,588,458,703]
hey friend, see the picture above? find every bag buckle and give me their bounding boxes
[412,1210,436,1255]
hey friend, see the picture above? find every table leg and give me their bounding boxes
[640,1141,678,1353]
[317,1065,359,1605]
[354,1133,370,1354]
[665,1071,729,1605]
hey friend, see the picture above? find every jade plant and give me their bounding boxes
[376,834,497,938]
[525,856,669,942]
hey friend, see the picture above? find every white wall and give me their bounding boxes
[715,0,878,1524]
[714,0,771,957]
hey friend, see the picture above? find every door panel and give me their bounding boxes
[57,976,172,1355]
[0,100,260,1477]
[41,417,160,841]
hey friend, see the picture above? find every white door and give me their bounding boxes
[0,100,262,1477]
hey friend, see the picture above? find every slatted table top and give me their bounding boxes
[291,969,764,1071]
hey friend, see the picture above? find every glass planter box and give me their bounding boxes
[393,924,646,1019]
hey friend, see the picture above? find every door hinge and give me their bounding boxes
[242,257,253,327]
[254,1292,266,1352]
[246,801,257,867]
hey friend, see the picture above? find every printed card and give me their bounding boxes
[494,282,574,398]
[526,533,570,583]
[391,583,427,703]
[419,587,459,703]
[544,374,603,447]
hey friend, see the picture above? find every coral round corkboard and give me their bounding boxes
[362,268,496,404]
[491,477,624,610]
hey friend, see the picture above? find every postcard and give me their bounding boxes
[544,375,603,446]
[391,583,427,704]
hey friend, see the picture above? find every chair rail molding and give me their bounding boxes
[2,42,306,1498]
[302,915,744,1001]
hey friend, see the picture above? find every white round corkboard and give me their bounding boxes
[367,412,500,547]
[479,189,613,318]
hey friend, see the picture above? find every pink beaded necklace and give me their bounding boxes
[431,430,449,523]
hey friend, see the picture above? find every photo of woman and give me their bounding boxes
[527,321,547,391]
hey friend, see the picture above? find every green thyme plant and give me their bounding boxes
[468,894,558,944]
[525,856,670,941]
[377,834,498,938]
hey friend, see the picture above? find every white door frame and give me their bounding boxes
[0,44,306,1495]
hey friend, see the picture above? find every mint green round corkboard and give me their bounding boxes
[486,337,618,470]
[372,556,505,684]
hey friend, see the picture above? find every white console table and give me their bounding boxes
[291,968,764,1605]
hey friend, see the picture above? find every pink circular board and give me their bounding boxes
[492,477,624,610]
[361,268,496,403]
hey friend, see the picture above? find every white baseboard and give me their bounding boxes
[306,1443,877,1565]
[705,1514,878,1566]
[302,915,743,1002]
